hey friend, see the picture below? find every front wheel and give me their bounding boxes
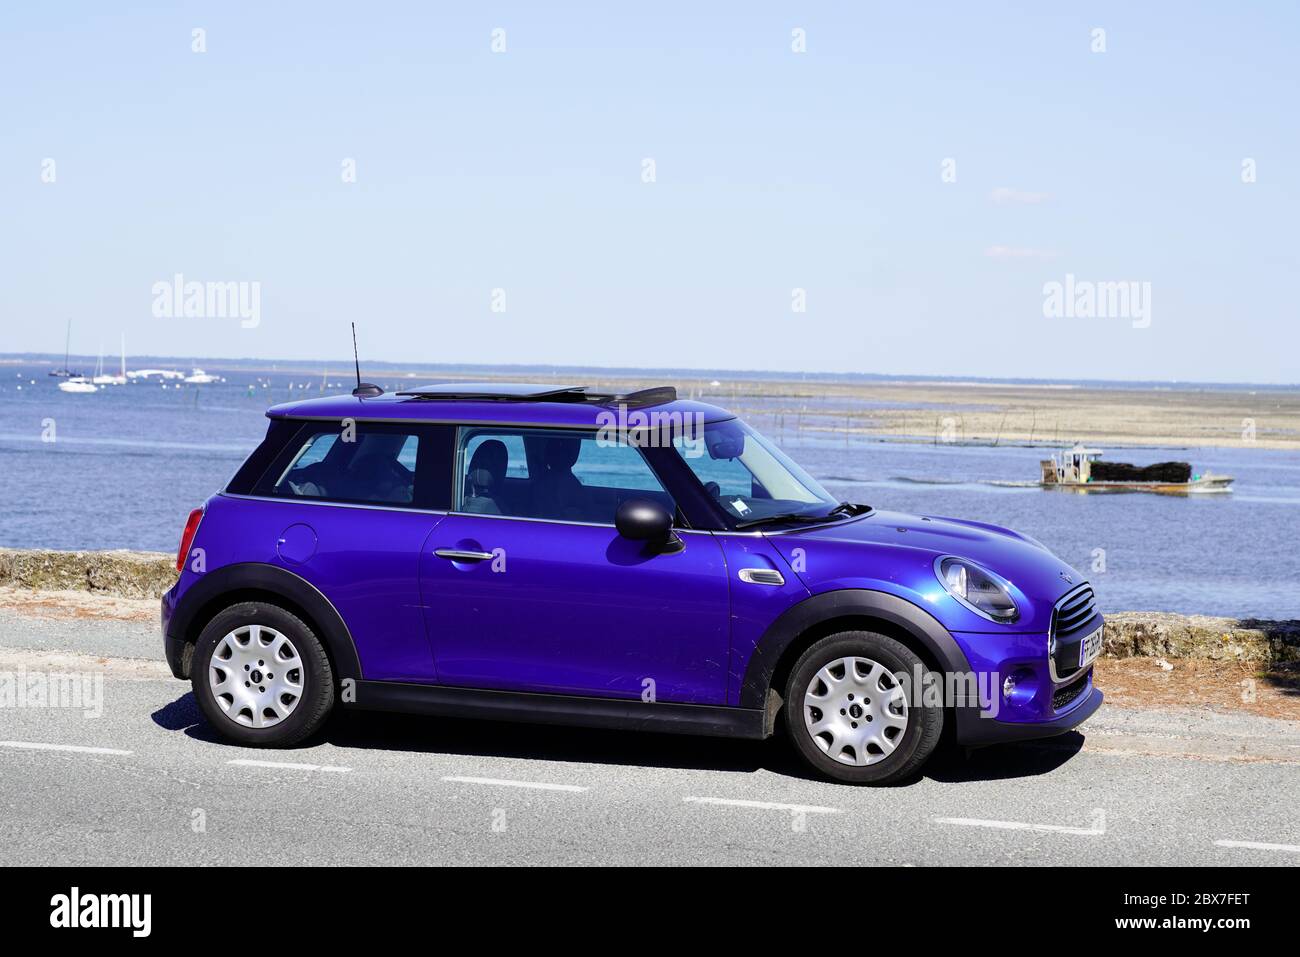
[784,631,943,784]
[192,602,335,747]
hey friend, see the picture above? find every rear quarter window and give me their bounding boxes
[248,420,454,509]
[225,419,302,495]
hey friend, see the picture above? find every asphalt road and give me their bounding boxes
[1,610,1298,866]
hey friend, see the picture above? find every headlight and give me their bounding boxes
[935,557,1019,623]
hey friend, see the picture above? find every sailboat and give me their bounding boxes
[48,320,82,378]
[93,335,128,385]
[58,377,97,394]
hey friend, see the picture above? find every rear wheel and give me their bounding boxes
[192,602,334,747]
[784,631,943,784]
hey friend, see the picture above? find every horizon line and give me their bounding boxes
[0,351,1296,392]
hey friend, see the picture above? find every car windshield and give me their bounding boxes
[671,419,841,525]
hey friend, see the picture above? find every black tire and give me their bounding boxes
[784,631,943,784]
[191,601,335,747]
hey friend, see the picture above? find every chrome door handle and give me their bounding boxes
[434,548,494,562]
[738,568,784,586]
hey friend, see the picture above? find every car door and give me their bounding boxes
[420,426,731,704]
[248,419,453,682]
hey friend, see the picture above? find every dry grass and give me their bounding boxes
[1094,656,1300,721]
[0,585,156,622]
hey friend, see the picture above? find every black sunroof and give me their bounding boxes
[395,382,588,400]
[394,383,677,408]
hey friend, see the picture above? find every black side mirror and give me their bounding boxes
[615,499,682,553]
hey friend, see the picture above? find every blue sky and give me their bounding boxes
[2,2,1296,382]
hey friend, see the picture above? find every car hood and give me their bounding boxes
[763,509,1084,633]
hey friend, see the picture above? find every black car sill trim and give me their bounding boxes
[347,681,768,740]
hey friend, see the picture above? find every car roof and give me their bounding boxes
[266,382,734,428]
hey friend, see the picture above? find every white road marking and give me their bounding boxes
[1215,839,1300,854]
[441,775,588,793]
[227,759,351,773]
[0,740,133,756]
[933,816,1103,836]
[683,796,841,814]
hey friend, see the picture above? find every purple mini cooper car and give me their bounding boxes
[162,383,1102,784]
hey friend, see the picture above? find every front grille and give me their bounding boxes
[1052,584,1097,639]
[1052,670,1091,711]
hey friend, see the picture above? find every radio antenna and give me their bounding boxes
[350,323,383,397]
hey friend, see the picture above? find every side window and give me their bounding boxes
[456,428,674,524]
[266,424,420,505]
[571,441,666,493]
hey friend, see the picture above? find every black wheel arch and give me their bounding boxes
[738,589,974,714]
[166,563,362,682]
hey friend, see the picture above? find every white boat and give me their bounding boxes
[183,368,220,384]
[128,369,185,380]
[58,377,98,394]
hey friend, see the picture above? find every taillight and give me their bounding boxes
[176,507,204,572]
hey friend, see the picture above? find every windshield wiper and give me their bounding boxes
[733,510,841,530]
[827,501,871,518]
[734,501,871,530]
[733,511,827,529]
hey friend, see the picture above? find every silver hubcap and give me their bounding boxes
[209,625,304,729]
[804,656,909,766]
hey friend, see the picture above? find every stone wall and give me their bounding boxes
[1104,612,1300,669]
[0,548,176,600]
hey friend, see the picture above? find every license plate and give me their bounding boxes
[1079,626,1103,668]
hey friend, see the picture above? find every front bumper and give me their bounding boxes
[949,624,1103,748]
[956,683,1102,747]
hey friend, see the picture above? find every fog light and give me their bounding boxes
[1001,667,1039,708]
